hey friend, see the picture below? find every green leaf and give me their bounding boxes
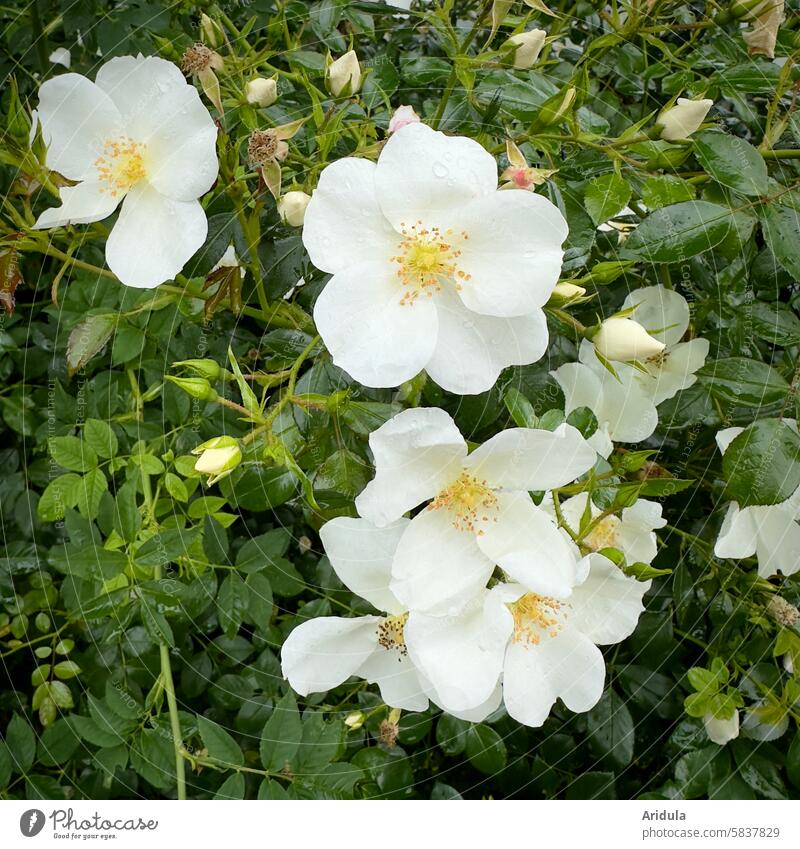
[464,724,506,775]
[245,572,273,628]
[436,714,469,756]
[623,201,734,262]
[5,714,36,773]
[37,473,82,522]
[66,314,116,376]
[217,573,248,639]
[733,743,787,799]
[786,730,800,790]
[76,467,108,519]
[140,597,175,647]
[294,712,344,772]
[722,418,800,507]
[82,418,118,458]
[694,131,769,197]
[586,689,635,769]
[260,691,302,772]
[584,172,632,225]
[164,472,189,502]
[640,175,695,209]
[697,358,789,407]
[198,715,244,766]
[49,435,98,472]
[53,660,82,680]
[214,771,246,799]
[760,203,800,280]
[111,324,146,365]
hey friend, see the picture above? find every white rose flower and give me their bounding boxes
[407,553,650,727]
[658,97,714,141]
[352,407,596,615]
[245,77,278,107]
[277,190,311,226]
[620,285,710,404]
[506,29,547,70]
[548,491,666,564]
[704,710,740,746]
[714,425,800,578]
[281,516,500,719]
[303,122,569,394]
[551,351,659,457]
[32,55,219,288]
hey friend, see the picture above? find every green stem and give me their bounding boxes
[761,149,800,159]
[431,2,491,129]
[160,643,187,801]
[136,391,187,801]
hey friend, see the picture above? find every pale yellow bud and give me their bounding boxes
[552,282,587,300]
[593,317,666,362]
[327,50,361,97]
[658,97,714,141]
[191,436,242,482]
[506,29,547,69]
[277,191,311,227]
[246,77,278,108]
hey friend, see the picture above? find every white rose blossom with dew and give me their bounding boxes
[714,425,800,578]
[545,491,666,565]
[281,517,502,720]
[303,121,569,394]
[32,55,219,288]
[406,553,651,727]
[352,407,597,616]
[551,351,659,458]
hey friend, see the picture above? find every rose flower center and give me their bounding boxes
[95,137,147,197]
[391,221,471,306]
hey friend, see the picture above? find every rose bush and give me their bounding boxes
[1,0,800,802]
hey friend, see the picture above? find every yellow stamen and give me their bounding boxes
[429,471,498,532]
[584,515,622,551]
[95,137,146,197]
[377,613,409,659]
[510,593,565,645]
[390,221,470,305]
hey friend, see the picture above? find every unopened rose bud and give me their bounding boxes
[172,358,223,381]
[344,711,365,730]
[549,282,587,304]
[277,191,311,227]
[388,105,421,134]
[246,77,278,108]
[703,710,740,745]
[593,317,666,362]
[165,376,218,401]
[506,29,547,69]
[327,50,361,97]
[201,13,223,48]
[192,436,242,482]
[658,97,714,141]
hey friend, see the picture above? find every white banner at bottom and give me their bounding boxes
[0,799,796,848]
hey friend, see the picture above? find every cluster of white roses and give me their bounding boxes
[282,408,661,726]
[33,51,794,739]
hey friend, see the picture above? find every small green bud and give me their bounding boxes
[165,375,218,401]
